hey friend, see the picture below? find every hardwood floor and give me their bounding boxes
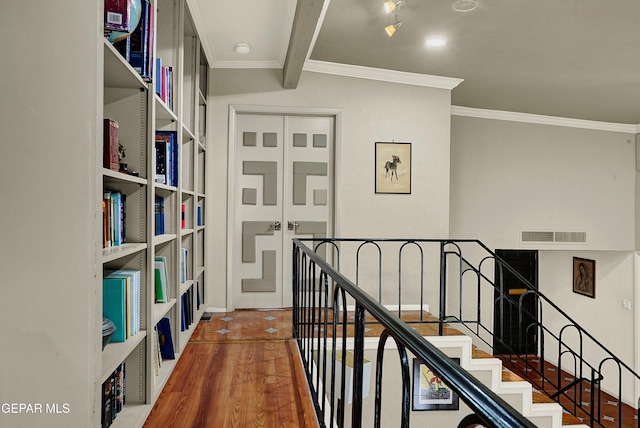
[143,310,319,428]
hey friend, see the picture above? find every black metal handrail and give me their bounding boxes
[292,237,640,428]
[293,238,536,428]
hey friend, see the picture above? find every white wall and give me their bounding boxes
[207,69,453,308]
[0,1,100,427]
[450,114,638,402]
[450,115,636,251]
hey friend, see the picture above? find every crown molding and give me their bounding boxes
[212,60,283,69]
[452,106,639,133]
[303,60,463,90]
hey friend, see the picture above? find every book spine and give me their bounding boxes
[103,119,119,171]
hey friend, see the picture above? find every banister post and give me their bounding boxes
[439,241,447,336]
[351,303,366,428]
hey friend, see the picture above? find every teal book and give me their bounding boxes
[103,277,128,343]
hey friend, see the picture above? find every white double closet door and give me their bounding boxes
[230,111,335,309]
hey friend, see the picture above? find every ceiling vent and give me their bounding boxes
[521,230,587,244]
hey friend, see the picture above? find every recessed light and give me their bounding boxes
[234,43,251,54]
[426,37,447,47]
[452,0,478,12]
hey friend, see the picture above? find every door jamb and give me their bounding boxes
[226,104,343,310]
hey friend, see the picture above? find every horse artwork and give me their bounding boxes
[384,155,401,181]
[375,142,411,194]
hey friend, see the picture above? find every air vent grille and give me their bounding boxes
[521,230,586,244]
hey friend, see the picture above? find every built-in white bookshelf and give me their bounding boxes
[99,0,208,426]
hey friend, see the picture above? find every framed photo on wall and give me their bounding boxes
[375,142,411,194]
[573,257,595,298]
[412,357,460,411]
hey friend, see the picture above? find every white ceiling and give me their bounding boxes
[190,0,640,126]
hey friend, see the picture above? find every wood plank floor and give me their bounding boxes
[143,310,319,428]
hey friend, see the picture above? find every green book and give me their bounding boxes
[103,277,128,343]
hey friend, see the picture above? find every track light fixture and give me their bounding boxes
[383,1,403,14]
[383,1,404,37]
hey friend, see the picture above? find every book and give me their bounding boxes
[196,204,202,226]
[114,363,125,412]
[181,203,185,229]
[103,119,119,171]
[155,131,178,186]
[103,277,128,342]
[154,195,164,235]
[104,0,130,33]
[156,317,175,360]
[106,270,141,336]
[155,140,167,184]
[112,36,131,62]
[180,247,188,283]
[154,256,169,303]
[129,0,151,79]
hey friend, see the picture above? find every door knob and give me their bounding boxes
[270,221,281,231]
[288,221,299,231]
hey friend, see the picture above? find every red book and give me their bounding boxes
[103,119,119,171]
[104,0,130,33]
[181,203,185,229]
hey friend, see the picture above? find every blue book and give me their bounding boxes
[156,317,175,360]
[155,57,162,95]
[129,0,150,79]
[103,277,128,343]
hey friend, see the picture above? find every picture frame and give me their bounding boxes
[573,257,595,298]
[412,357,460,411]
[375,142,411,194]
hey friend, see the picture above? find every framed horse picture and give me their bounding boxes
[375,142,411,194]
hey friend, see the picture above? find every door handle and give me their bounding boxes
[288,221,299,231]
[269,221,281,231]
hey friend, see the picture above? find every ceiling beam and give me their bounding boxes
[282,0,326,89]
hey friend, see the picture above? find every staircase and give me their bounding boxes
[370,333,587,427]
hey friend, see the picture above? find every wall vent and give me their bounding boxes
[521,230,586,244]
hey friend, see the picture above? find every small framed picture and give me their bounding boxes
[375,142,411,194]
[573,257,595,298]
[412,358,460,411]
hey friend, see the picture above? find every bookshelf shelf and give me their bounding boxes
[103,169,148,186]
[155,95,177,122]
[98,0,209,426]
[102,243,148,263]
[152,299,177,325]
[101,331,147,383]
[180,280,195,296]
[103,39,147,90]
[153,233,177,246]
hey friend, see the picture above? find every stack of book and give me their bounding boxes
[101,363,125,428]
[155,57,174,110]
[155,131,178,186]
[103,269,141,343]
[103,191,126,248]
[107,0,155,82]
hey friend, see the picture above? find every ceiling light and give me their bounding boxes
[452,0,478,12]
[383,1,404,37]
[384,1,403,14]
[234,43,250,54]
[426,37,447,47]
[385,22,402,37]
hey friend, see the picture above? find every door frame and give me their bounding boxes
[226,104,343,310]
[493,249,539,355]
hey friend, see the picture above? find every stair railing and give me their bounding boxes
[293,238,535,428]
[292,237,640,428]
